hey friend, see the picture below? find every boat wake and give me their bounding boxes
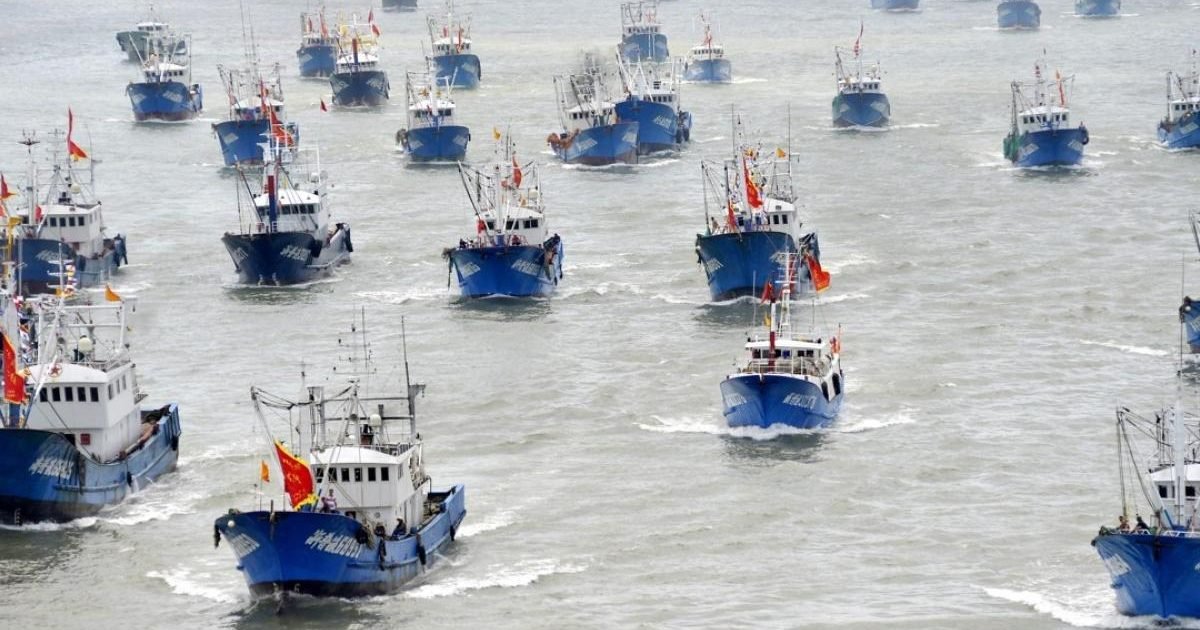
[819,291,870,304]
[456,510,517,538]
[638,410,914,440]
[0,517,98,532]
[98,481,204,526]
[1079,339,1168,357]
[354,286,448,304]
[404,558,587,599]
[981,586,1189,629]
[147,566,243,604]
[823,252,877,273]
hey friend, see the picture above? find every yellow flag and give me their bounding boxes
[260,460,270,483]
[492,127,501,141]
[764,314,772,328]
[104,284,121,302]
[775,147,786,159]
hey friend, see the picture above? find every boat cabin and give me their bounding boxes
[563,102,615,131]
[252,188,327,235]
[136,21,168,34]
[310,443,425,536]
[141,61,188,83]
[1016,104,1070,133]
[740,336,840,383]
[477,205,548,247]
[408,96,457,128]
[623,24,661,36]
[432,38,473,55]
[335,52,380,72]
[233,98,284,122]
[36,201,110,260]
[1167,97,1200,122]
[689,45,724,60]
[1149,464,1200,522]
[839,75,883,94]
[300,32,337,47]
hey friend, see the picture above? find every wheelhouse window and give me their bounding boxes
[381,467,390,481]
[354,467,362,482]
[340,467,350,482]
[367,467,377,482]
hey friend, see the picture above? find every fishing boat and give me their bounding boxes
[619,1,669,63]
[213,62,300,167]
[220,139,352,286]
[0,288,182,525]
[126,41,203,122]
[720,255,843,429]
[1076,0,1121,17]
[833,32,891,128]
[870,0,919,11]
[548,68,639,166]
[297,10,338,78]
[383,0,419,11]
[445,134,563,298]
[1092,402,1200,618]
[9,126,128,296]
[1003,60,1089,168]
[695,120,822,302]
[426,1,481,89]
[116,8,187,63]
[330,13,390,108]
[214,314,465,603]
[683,12,731,83]
[997,1,1041,29]
[615,56,692,155]
[395,72,470,162]
[1159,54,1200,150]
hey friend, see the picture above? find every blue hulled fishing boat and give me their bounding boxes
[1093,403,1200,619]
[696,122,823,302]
[330,15,390,108]
[619,1,669,63]
[446,134,563,298]
[871,0,919,11]
[221,141,352,285]
[1180,212,1200,354]
[1003,60,1089,168]
[214,315,465,604]
[997,1,1041,29]
[615,57,692,154]
[116,8,187,63]
[426,1,481,89]
[126,42,203,122]
[297,10,337,78]
[10,128,127,296]
[396,72,470,162]
[1159,55,1200,150]
[213,63,300,167]
[833,31,891,128]
[548,69,638,166]
[1076,0,1121,17]
[0,290,181,525]
[720,255,843,430]
[683,12,731,83]
[383,0,419,11]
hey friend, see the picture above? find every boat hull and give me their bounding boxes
[1004,127,1088,167]
[684,58,732,83]
[448,240,563,298]
[614,97,690,154]
[216,485,465,598]
[1159,112,1200,150]
[330,70,390,107]
[297,44,337,78]
[720,373,843,429]
[833,91,891,128]
[620,33,669,63]
[401,125,471,162]
[16,236,127,295]
[998,1,1041,28]
[696,231,820,301]
[0,405,181,525]
[430,53,481,89]
[1181,297,1200,354]
[382,0,418,9]
[127,81,203,122]
[221,226,352,286]
[551,122,639,166]
[213,120,301,167]
[1076,0,1120,16]
[1093,531,1200,618]
[871,0,920,10]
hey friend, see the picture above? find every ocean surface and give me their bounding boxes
[1,0,1200,627]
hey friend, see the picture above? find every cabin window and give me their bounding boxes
[76,387,85,401]
[64,387,73,402]
[381,467,390,481]
[782,216,789,224]
[39,388,47,402]
[122,375,128,390]
[505,220,515,230]
[340,467,350,482]
[107,384,113,399]
[530,219,539,228]
[771,215,780,225]
[51,387,60,402]
[315,466,324,482]
[354,467,362,482]
[1160,485,1170,498]
[485,221,495,230]
[368,467,377,482]
[1189,485,1198,498]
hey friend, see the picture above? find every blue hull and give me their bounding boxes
[1159,113,1200,150]
[127,81,203,122]
[998,1,1041,28]
[17,236,127,295]
[297,44,337,78]
[684,58,732,83]
[331,70,390,107]
[402,125,470,162]
[721,373,843,429]
[1005,127,1088,167]
[1093,531,1200,618]
[696,231,822,302]
[0,405,181,524]
[1076,0,1120,16]
[620,33,669,63]
[430,53,481,89]
[449,240,563,298]
[614,97,690,154]
[871,0,919,9]
[212,120,302,167]
[833,91,891,128]
[1181,298,1200,353]
[551,122,639,166]
[216,485,465,598]
[221,227,352,286]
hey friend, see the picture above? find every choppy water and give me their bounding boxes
[2,0,1200,628]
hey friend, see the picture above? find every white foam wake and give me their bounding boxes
[456,510,517,538]
[405,558,587,599]
[1079,340,1169,357]
[981,586,1197,628]
[637,412,914,440]
[0,517,98,532]
[147,567,242,604]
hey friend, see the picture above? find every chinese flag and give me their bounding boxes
[67,109,89,161]
[725,200,738,232]
[805,253,830,293]
[260,460,270,483]
[743,158,761,209]
[320,98,328,112]
[371,23,381,37]
[760,279,774,303]
[512,158,522,188]
[0,174,15,201]
[2,332,26,404]
[273,441,316,509]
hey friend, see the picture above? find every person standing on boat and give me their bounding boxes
[320,489,338,513]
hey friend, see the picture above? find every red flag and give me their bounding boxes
[476,218,486,234]
[320,14,329,38]
[743,158,762,209]
[367,8,375,23]
[34,205,43,223]
[320,98,328,112]
[805,253,831,293]
[725,199,738,232]
[0,174,15,201]
[273,441,317,509]
[1055,69,1067,108]
[853,20,863,57]
[760,279,774,304]
[66,109,88,161]
[2,332,26,404]
[512,158,523,188]
[307,16,314,33]
[371,22,381,37]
